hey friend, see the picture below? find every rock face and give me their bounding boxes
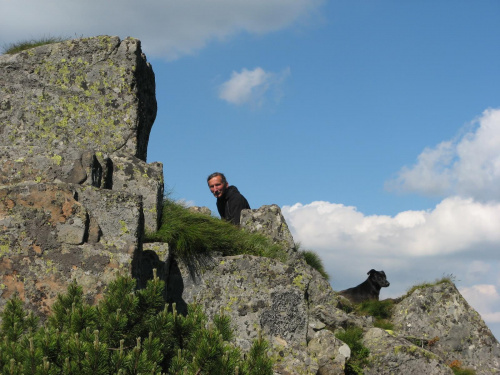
[392,282,500,374]
[240,204,295,251]
[0,36,163,318]
[0,36,156,161]
[2,36,500,375]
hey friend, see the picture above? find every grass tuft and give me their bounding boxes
[357,299,394,330]
[335,326,370,375]
[300,250,329,280]
[145,199,288,262]
[2,36,68,54]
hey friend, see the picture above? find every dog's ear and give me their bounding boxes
[368,269,376,276]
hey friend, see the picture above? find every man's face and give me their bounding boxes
[208,176,228,198]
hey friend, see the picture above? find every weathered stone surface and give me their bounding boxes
[240,204,295,251]
[74,185,143,249]
[308,329,350,375]
[0,183,88,253]
[173,254,315,374]
[109,152,163,233]
[0,146,111,188]
[392,282,500,374]
[0,36,156,161]
[0,36,164,324]
[0,146,163,233]
[362,328,454,375]
[0,182,138,317]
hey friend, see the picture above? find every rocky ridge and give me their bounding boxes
[1,36,500,374]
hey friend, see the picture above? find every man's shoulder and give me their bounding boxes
[226,185,243,196]
[226,185,243,199]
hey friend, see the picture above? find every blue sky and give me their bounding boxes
[2,0,500,339]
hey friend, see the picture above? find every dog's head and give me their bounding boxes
[367,269,390,288]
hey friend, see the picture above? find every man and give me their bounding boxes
[207,172,250,225]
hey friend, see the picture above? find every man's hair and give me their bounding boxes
[207,172,227,184]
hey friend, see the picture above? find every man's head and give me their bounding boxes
[207,172,228,198]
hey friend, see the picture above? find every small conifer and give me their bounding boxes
[0,273,273,375]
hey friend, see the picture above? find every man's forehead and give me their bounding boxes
[208,176,224,184]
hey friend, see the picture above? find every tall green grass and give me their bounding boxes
[299,250,329,280]
[335,326,370,375]
[146,199,288,262]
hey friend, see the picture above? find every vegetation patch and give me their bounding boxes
[357,299,394,330]
[2,36,68,54]
[299,249,329,280]
[146,199,289,262]
[0,272,273,374]
[449,360,476,375]
[335,327,370,375]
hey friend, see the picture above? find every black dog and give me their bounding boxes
[339,269,390,304]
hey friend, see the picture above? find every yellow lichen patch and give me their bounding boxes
[120,220,129,234]
[51,154,62,165]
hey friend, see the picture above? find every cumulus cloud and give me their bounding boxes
[387,108,500,201]
[0,0,324,59]
[218,67,290,106]
[283,198,500,257]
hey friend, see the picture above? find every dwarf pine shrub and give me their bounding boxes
[0,273,273,374]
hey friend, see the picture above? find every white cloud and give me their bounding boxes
[0,0,324,60]
[283,197,500,258]
[218,67,290,106]
[387,108,500,201]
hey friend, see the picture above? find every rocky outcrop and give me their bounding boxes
[2,36,499,375]
[392,282,500,374]
[241,204,295,252]
[0,35,156,161]
[0,36,163,318]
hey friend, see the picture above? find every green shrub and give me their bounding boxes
[358,299,393,320]
[356,299,394,330]
[146,199,288,262]
[335,327,370,375]
[0,273,273,374]
[2,36,68,54]
[300,250,329,280]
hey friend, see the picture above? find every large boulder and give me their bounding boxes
[392,282,500,374]
[0,36,156,161]
[240,204,296,252]
[0,36,163,319]
[0,182,140,316]
[362,328,453,375]
[169,253,347,375]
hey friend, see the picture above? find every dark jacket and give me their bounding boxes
[216,185,250,225]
